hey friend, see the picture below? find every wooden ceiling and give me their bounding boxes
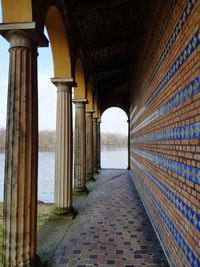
[65,0,159,113]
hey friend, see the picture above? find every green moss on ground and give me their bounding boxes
[0,203,3,265]
[0,202,54,264]
[37,203,54,229]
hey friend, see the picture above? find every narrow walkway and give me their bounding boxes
[49,170,170,267]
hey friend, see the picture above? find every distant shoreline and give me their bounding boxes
[0,148,55,153]
[0,147,127,153]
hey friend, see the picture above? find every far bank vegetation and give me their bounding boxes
[0,129,127,151]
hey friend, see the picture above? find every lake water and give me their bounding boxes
[0,148,127,203]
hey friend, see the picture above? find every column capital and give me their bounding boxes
[51,78,76,93]
[0,26,48,48]
[73,99,88,104]
[93,117,98,122]
[97,119,102,123]
[86,109,95,114]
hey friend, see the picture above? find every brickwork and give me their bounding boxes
[130,0,200,266]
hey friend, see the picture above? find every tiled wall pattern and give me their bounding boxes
[130,0,200,266]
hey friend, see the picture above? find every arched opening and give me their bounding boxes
[36,4,73,207]
[0,4,74,260]
[36,5,73,217]
[37,28,55,205]
[101,107,128,169]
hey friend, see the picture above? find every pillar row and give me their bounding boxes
[73,99,88,193]
[93,117,98,173]
[86,110,95,180]
[51,78,75,215]
[2,30,42,267]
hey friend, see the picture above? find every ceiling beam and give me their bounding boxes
[94,62,133,74]
[88,39,136,51]
[96,77,129,88]
[72,0,131,14]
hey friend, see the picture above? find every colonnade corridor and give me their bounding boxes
[48,170,169,267]
[0,0,200,266]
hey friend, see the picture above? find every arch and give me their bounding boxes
[86,80,94,110]
[1,0,33,23]
[74,58,86,99]
[101,107,128,121]
[45,6,71,78]
[100,105,129,119]
[101,107,128,169]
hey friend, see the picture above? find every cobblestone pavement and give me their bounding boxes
[49,170,170,267]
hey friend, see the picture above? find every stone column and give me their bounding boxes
[127,119,130,170]
[86,110,95,181]
[73,99,88,193]
[97,119,101,170]
[2,30,41,267]
[93,117,98,173]
[51,78,75,215]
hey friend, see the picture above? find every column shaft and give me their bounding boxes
[52,79,74,214]
[97,120,101,170]
[127,119,130,169]
[86,111,94,180]
[93,118,98,173]
[3,30,39,267]
[73,100,88,193]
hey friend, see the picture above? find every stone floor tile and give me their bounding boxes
[49,170,169,267]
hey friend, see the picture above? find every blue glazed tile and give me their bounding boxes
[140,181,200,267]
[132,149,200,186]
[133,157,200,232]
[131,76,200,136]
[136,0,197,112]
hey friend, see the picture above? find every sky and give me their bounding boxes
[0,7,128,136]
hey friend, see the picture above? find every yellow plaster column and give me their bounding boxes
[1,29,44,267]
[73,99,88,193]
[51,78,75,215]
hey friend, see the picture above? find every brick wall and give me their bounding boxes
[130,0,200,266]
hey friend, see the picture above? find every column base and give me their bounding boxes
[29,254,41,267]
[53,206,76,217]
[127,166,130,170]
[73,186,89,195]
[93,169,99,174]
[86,175,96,182]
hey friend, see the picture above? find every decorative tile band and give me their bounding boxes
[139,178,200,267]
[131,121,200,143]
[131,149,200,185]
[142,0,176,81]
[130,0,197,123]
[142,0,197,100]
[131,76,200,134]
[132,28,200,126]
[146,29,200,106]
[131,156,200,231]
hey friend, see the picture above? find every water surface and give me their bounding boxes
[0,148,127,202]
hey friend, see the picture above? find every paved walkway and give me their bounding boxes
[49,170,170,267]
